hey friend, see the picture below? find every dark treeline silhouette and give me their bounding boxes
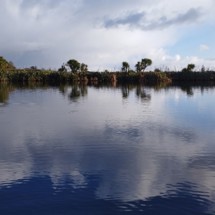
[167,71,215,83]
[1,56,215,85]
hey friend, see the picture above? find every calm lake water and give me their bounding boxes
[0,83,215,215]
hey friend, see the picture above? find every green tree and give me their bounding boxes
[182,64,195,72]
[140,58,152,71]
[121,61,130,73]
[187,64,195,71]
[67,59,80,73]
[135,61,141,73]
[135,58,152,72]
[80,63,88,73]
[0,56,15,72]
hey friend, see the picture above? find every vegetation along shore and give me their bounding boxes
[1,56,215,85]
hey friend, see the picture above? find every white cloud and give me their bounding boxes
[0,0,214,70]
[200,44,210,51]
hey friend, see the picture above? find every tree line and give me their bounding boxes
[1,55,215,85]
[0,55,202,74]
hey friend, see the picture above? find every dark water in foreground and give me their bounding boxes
[0,84,215,215]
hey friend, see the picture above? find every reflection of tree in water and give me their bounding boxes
[59,84,68,96]
[121,85,136,99]
[79,84,88,97]
[120,84,151,101]
[58,84,88,101]
[69,85,80,100]
[121,86,129,98]
[136,85,151,101]
[69,84,88,101]
[0,83,13,104]
[180,85,194,96]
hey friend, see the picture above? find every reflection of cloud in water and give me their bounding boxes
[0,118,215,203]
[0,87,215,205]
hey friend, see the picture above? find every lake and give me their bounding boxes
[0,83,215,215]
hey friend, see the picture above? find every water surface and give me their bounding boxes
[0,84,215,214]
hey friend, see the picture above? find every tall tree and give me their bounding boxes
[67,59,80,73]
[140,58,152,71]
[121,61,130,73]
[182,64,195,72]
[187,64,195,71]
[135,61,141,73]
[135,58,152,72]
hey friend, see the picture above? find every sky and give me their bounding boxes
[0,0,215,71]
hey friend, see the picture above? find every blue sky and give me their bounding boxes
[0,0,215,70]
[169,22,214,56]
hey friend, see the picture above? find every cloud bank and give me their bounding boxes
[0,0,215,70]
